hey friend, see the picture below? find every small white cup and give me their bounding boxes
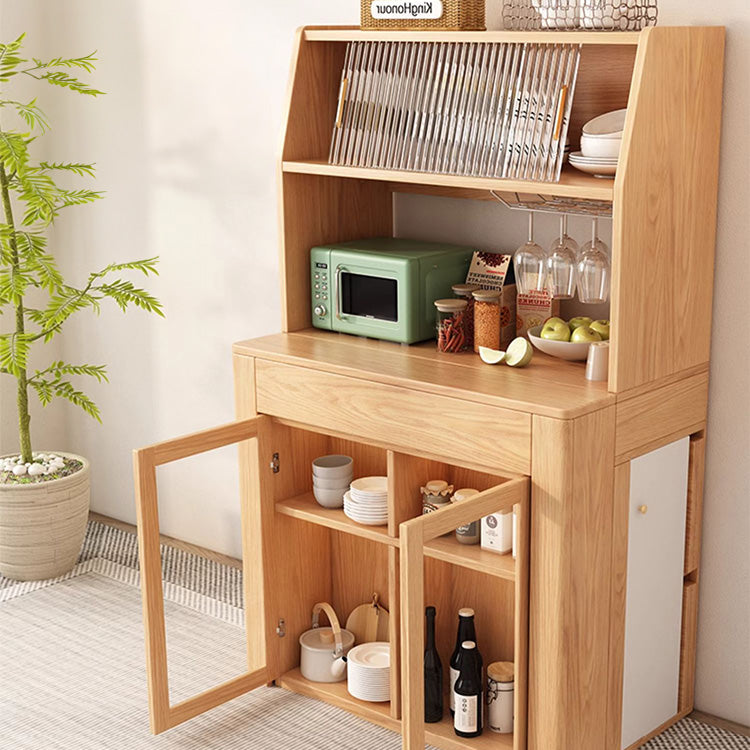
[585,341,610,381]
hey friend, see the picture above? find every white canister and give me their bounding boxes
[487,661,514,734]
[481,510,513,554]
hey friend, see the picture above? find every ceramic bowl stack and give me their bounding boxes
[344,476,388,526]
[346,642,391,703]
[312,455,353,509]
[569,108,626,178]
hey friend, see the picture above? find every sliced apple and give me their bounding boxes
[505,337,534,368]
[479,346,506,365]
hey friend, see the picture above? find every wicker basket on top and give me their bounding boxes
[361,0,486,30]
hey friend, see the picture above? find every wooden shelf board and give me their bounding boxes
[426,717,515,750]
[279,668,399,732]
[276,492,397,547]
[303,26,642,46]
[233,330,615,420]
[282,160,615,202]
[279,668,513,750]
[424,536,515,581]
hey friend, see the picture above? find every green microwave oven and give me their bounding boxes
[311,238,474,345]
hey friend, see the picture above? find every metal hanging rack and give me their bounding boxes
[489,189,613,218]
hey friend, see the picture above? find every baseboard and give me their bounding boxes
[690,710,750,738]
[88,511,243,569]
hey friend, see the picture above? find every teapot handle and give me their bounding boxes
[311,602,344,656]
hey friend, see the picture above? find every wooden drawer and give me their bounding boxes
[255,359,531,475]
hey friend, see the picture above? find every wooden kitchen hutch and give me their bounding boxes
[134,25,725,750]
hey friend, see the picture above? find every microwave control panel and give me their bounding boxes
[310,250,332,330]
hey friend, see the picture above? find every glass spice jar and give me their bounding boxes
[435,299,469,353]
[472,289,502,352]
[452,284,480,350]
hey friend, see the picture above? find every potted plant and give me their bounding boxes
[0,35,163,581]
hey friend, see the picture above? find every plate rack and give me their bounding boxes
[329,41,582,183]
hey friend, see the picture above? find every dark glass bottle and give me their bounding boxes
[449,608,476,716]
[453,640,483,738]
[424,606,443,723]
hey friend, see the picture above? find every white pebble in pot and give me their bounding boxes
[12,465,27,476]
[28,464,45,477]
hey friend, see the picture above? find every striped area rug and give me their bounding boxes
[0,521,747,749]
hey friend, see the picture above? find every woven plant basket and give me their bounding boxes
[0,452,90,581]
[362,0,486,30]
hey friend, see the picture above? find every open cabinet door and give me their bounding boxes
[133,416,271,733]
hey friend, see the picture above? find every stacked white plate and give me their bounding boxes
[347,642,391,703]
[568,151,618,178]
[344,476,388,527]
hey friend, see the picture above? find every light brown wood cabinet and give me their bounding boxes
[133,25,724,750]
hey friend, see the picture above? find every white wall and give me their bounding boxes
[0,0,746,726]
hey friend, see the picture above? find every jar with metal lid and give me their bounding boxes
[487,661,514,734]
[421,479,454,515]
[452,284,480,350]
[472,289,502,353]
[451,488,480,545]
[435,299,469,353]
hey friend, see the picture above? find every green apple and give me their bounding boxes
[540,318,571,342]
[568,316,593,333]
[571,325,603,344]
[590,319,610,340]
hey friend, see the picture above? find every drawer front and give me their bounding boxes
[255,360,531,475]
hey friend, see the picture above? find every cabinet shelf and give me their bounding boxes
[278,668,398,731]
[282,160,614,203]
[278,668,514,750]
[424,536,515,582]
[275,492,397,546]
[302,26,642,46]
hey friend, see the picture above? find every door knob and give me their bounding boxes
[638,505,648,514]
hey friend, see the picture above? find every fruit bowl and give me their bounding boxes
[527,326,591,362]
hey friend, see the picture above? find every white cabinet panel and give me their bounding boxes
[621,438,689,749]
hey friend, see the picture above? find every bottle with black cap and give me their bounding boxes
[449,608,477,715]
[453,640,483,738]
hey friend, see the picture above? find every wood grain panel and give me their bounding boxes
[570,45,637,145]
[615,373,708,462]
[678,579,700,713]
[331,534,390,624]
[684,433,706,575]
[257,421,332,678]
[255,360,531,475]
[529,407,616,750]
[606,462,631,750]
[514,495,530,750]
[279,172,392,333]
[235,330,615,419]
[610,27,725,392]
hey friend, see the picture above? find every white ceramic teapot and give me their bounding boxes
[299,602,355,683]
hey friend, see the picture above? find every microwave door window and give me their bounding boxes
[341,273,398,322]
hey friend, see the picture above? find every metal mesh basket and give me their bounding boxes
[503,0,657,31]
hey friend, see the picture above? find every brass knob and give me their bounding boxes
[638,505,648,515]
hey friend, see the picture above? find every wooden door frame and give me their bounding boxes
[133,417,269,733]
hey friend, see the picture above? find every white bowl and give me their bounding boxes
[580,133,621,160]
[582,108,627,137]
[313,486,346,508]
[312,455,353,479]
[527,325,592,362]
[313,474,353,490]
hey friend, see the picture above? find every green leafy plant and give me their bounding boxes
[0,35,163,466]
